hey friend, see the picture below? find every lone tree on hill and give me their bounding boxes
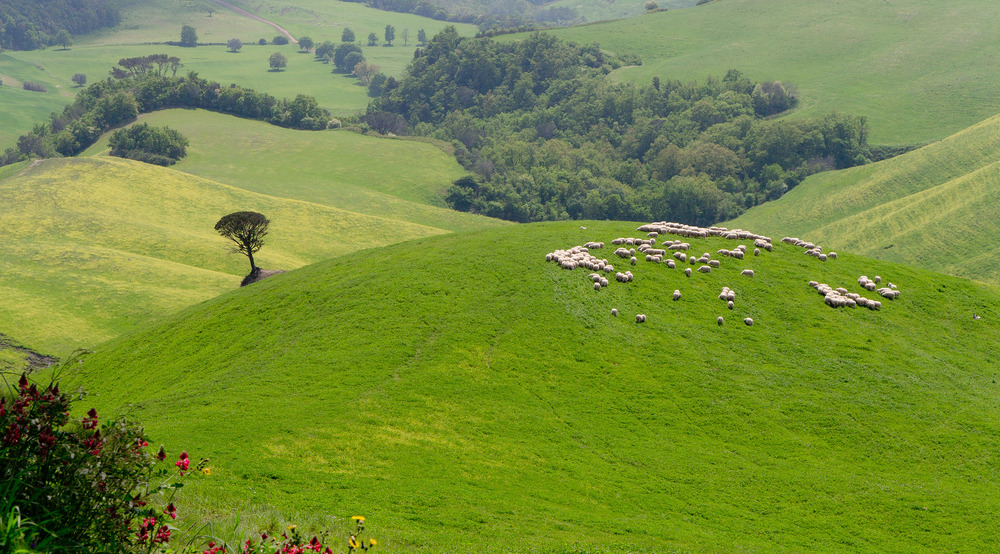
[55,29,72,49]
[71,73,86,87]
[298,36,314,51]
[228,38,243,52]
[384,25,395,46]
[342,28,355,42]
[368,32,378,46]
[181,25,198,47]
[269,51,287,70]
[417,28,427,45]
[215,211,269,272]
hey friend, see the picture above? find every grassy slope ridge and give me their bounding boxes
[64,221,1000,550]
[544,0,1000,145]
[0,156,449,355]
[81,109,499,234]
[729,113,1000,286]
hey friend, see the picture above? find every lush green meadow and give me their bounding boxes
[0,0,475,148]
[545,0,694,24]
[81,109,499,233]
[729,113,1000,286]
[542,0,1000,145]
[58,220,1000,550]
[0,156,453,356]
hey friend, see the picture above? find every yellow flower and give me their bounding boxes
[349,536,359,548]
[287,524,297,531]
[351,516,366,522]
[369,538,377,546]
[202,467,212,475]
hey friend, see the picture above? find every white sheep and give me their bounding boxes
[754,248,760,256]
[744,317,753,326]
[636,314,646,323]
[728,300,734,310]
[685,268,692,277]
[698,265,712,273]
[717,316,724,326]
[667,260,676,269]
[631,257,637,265]
[741,269,754,277]
[673,290,681,301]
[611,308,618,316]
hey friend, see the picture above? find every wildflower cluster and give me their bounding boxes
[0,368,197,552]
[233,518,377,554]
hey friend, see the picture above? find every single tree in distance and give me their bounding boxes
[215,211,269,273]
[368,32,378,46]
[181,25,198,47]
[55,29,72,49]
[417,28,427,45]
[384,25,395,46]
[298,36,314,51]
[273,35,289,45]
[401,28,409,46]
[269,51,287,70]
[227,38,243,52]
[71,73,87,87]
[342,28,355,42]
[258,38,267,45]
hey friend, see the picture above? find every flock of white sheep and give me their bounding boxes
[544,221,902,326]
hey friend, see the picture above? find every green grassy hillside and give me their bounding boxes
[61,220,1000,550]
[728,113,1000,286]
[544,0,1000,145]
[81,109,499,233]
[0,0,475,147]
[0,156,450,356]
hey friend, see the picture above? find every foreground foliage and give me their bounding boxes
[109,123,189,166]
[371,29,871,224]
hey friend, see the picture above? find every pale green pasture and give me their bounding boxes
[82,109,504,233]
[730,113,1000,285]
[543,0,1000,145]
[0,156,448,356]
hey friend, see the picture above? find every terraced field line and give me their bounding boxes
[205,0,298,44]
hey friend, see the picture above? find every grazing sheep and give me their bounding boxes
[594,283,601,291]
[667,260,676,269]
[611,308,618,316]
[685,268,692,277]
[744,317,754,326]
[741,269,754,277]
[728,300,734,310]
[754,248,760,256]
[709,260,721,268]
[673,290,682,301]
[675,252,687,262]
[698,265,712,273]
[631,256,637,265]
[717,316,724,326]
[874,276,882,284]
[636,314,646,323]
[829,252,837,259]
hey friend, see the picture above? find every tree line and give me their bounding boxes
[367,28,872,225]
[0,55,331,167]
[0,0,119,50]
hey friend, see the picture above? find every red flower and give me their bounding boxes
[164,503,177,519]
[157,445,167,460]
[18,374,28,389]
[176,451,190,474]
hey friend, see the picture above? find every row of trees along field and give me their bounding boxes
[0,55,330,166]
[367,29,872,225]
[0,0,119,50]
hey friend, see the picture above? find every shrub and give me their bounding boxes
[258,38,267,45]
[273,35,289,45]
[109,123,189,166]
[22,81,46,92]
[0,364,192,552]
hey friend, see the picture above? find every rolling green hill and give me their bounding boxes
[60,220,1000,550]
[0,0,476,147]
[543,0,1000,145]
[0,156,452,356]
[81,109,498,234]
[728,112,1000,286]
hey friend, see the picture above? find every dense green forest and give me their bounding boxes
[0,0,119,50]
[1,55,330,166]
[369,29,871,224]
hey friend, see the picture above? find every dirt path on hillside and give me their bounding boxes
[205,0,298,44]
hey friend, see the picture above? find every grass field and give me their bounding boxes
[0,156,453,357]
[80,109,500,234]
[544,0,695,24]
[56,220,1000,550]
[0,0,476,149]
[541,0,1000,145]
[729,112,1000,286]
